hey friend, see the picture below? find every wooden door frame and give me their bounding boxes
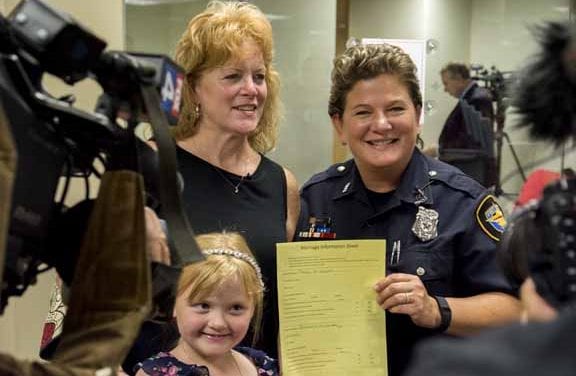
[332,0,349,163]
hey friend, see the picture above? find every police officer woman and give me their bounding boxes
[297,43,521,376]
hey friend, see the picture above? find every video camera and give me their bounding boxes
[470,64,516,107]
[498,177,576,310]
[0,0,201,314]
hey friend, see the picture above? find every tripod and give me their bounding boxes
[492,93,526,198]
[472,65,526,198]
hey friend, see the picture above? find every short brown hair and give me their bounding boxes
[328,43,422,119]
[441,62,470,80]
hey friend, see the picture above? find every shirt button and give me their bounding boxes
[428,170,437,177]
[416,266,426,276]
[337,165,346,172]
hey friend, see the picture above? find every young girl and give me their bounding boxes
[135,232,278,376]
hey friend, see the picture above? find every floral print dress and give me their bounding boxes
[135,347,278,376]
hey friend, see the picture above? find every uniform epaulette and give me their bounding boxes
[301,160,353,190]
[428,158,485,198]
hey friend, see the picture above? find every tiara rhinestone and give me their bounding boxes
[202,248,264,289]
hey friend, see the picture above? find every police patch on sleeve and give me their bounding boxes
[475,195,507,241]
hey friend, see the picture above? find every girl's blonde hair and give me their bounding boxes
[176,232,264,344]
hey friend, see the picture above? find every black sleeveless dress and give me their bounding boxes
[177,146,287,358]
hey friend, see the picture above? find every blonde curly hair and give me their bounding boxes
[172,0,281,154]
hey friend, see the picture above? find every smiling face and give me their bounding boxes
[173,275,254,361]
[194,39,267,136]
[332,73,421,180]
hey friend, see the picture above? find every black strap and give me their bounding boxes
[432,295,452,333]
[140,84,203,266]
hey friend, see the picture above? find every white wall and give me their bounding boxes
[126,1,206,57]
[0,0,124,360]
[254,0,336,183]
[471,0,569,70]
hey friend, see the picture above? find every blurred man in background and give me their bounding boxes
[430,63,496,187]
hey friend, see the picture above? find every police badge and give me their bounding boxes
[412,206,439,241]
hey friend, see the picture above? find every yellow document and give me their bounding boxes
[277,240,387,376]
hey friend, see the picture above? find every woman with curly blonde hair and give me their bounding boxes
[126,2,299,371]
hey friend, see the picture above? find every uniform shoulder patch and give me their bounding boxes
[475,195,507,241]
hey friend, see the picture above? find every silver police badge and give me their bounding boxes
[412,206,439,241]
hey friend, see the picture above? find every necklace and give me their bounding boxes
[180,138,255,194]
[213,166,248,194]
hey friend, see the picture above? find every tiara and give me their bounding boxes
[202,248,264,289]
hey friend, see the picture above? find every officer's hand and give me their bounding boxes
[373,273,441,329]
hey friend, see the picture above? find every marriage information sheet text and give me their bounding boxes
[277,240,388,376]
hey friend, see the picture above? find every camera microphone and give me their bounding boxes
[93,51,183,126]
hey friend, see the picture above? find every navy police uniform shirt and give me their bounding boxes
[296,149,516,376]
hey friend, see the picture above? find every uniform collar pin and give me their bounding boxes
[342,181,351,193]
[414,188,428,206]
[414,179,434,205]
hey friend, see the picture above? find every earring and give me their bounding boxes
[188,103,201,124]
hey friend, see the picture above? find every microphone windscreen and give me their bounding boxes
[512,21,576,144]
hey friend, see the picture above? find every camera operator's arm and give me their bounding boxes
[38,205,170,359]
[144,207,170,265]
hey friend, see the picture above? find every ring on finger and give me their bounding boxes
[404,292,409,304]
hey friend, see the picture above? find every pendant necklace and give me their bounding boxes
[183,138,253,194]
[212,154,254,194]
[214,167,247,194]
